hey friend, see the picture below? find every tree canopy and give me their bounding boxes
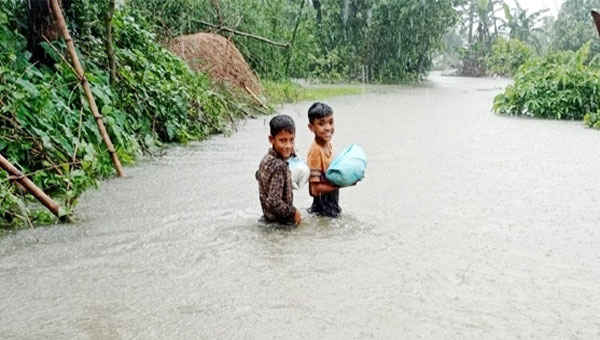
[127,0,461,82]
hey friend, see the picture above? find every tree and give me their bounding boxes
[552,0,600,54]
[126,0,461,82]
[367,0,461,81]
[501,0,548,50]
[27,0,69,63]
[461,0,503,45]
[313,0,460,81]
[456,0,503,76]
[105,0,117,85]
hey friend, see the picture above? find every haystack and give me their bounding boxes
[167,33,261,95]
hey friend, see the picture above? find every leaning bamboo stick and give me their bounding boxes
[49,0,124,177]
[244,85,268,110]
[0,153,61,218]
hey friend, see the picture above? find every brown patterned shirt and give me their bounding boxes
[256,148,295,223]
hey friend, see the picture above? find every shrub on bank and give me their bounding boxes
[487,37,535,77]
[493,43,600,120]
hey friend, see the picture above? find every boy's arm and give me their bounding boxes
[265,165,296,219]
[307,149,339,197]
[309,181,339,197]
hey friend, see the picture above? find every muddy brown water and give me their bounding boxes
[2,73,600,339]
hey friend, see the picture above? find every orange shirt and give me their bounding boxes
[307,140,333,183]
[306,140,341,217]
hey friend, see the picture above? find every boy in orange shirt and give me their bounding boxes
[306,102,342,217]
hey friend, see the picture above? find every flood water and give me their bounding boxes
[2,73,600,339]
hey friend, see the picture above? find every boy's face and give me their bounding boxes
[308,114,334,143]
[269,130,295,160]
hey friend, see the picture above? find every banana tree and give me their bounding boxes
[501,0,548,49]
[463,0,504,45]
[458,0,503,76]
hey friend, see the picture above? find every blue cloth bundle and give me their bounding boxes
[325,144,367,187]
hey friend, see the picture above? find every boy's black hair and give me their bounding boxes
[308,102,333,124]
[269,114,296,136]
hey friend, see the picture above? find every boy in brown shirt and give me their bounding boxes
[256,115,302,226]
[306,102,342,217]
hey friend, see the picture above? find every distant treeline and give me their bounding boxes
[127,0,461,82]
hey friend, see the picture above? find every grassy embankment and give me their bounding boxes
[262,81,364,105]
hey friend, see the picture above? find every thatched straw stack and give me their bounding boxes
[167,32,261,95]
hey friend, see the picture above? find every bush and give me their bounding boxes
[584,110,600,129]
[457,41,491,77]
[487,37,535,76]
[493,42,600,120]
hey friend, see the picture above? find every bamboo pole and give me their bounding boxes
[244,85,268,110]
[49,0,124,177]
[0,153,61,218]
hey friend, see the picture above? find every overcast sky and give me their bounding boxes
[508,0,565,17]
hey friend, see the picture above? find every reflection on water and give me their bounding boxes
[2,73,600,339]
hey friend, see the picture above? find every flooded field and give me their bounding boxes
[1,73,600,339]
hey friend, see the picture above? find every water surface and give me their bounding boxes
[2,73,600,339]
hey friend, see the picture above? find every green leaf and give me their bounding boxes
[101,105,113,115]
[15,79,39,97]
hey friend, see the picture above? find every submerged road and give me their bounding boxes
[1,73,600,339]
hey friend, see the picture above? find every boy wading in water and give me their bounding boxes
[256,115,302,226]
[306,102,342,217]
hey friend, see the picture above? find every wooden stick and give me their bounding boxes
[592,10,600,38]
[41,35,78,79]
[194,20,290,48]
[212,0,223,28]
[2,161,81,183]
[0,153,61,218]
[244,85,268,110]
[49,0,124,177]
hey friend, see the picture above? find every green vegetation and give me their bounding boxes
[448,0,600,78]
[493,43,600,120]
[448,0,600,131]
[487,37,534,76]
[262,81,363,105]
[450,0,547,76]
[6,0,600,229]
[127,0,461,82]
[552,0,600,55]
[492,0,600,130]
[0,0,260,228]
